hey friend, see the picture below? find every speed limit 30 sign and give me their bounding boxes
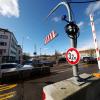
[66,48,80,65]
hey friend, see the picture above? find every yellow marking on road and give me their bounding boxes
[82,64,95,68]
[0,84,7,87]
[92,73,100,78]
[83,64,90,67]
[0,91,16,100]
[0,84,17,92]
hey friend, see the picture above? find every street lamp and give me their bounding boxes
[21,36,31,64]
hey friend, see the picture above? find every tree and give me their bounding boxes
[23,53,31,61]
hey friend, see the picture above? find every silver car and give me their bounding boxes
[0,63,33,79]
[0,63,22,79]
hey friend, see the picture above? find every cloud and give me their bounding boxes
[52,16,61,22]
[86,1,100,15]
[77,21,84,28]
[26,36,30,40]
[78,40,94,51]
[0,0,19,17]
[44,48,48,50]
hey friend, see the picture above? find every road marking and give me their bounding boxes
[0,93,15,100]
[52,64,97,73]
[57,69,71,74]
[0,91,16,100]
[79,63,97,68]
[0,84,17,92]
[52,68,71,74]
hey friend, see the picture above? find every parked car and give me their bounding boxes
[0,63,22,79]
[0,63,33,79]
[82,57,97,64]
[58,57,67,64]
[40,61,53,67]
[23,60,51,75]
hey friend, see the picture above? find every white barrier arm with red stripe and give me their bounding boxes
[44,30,57,44]
[90,14,100,69]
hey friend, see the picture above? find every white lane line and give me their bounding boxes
[51,68,71,74]
[57,68,72,73]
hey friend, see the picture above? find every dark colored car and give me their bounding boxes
[58,58,67,64]
[40,61,54,67]
[82,57,97,64]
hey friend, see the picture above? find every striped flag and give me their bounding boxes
[44,30,57,44]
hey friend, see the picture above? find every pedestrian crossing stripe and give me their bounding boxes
[0,91,16,100]
[0,84,17,92]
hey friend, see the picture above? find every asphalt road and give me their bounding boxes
[0,63,99,100]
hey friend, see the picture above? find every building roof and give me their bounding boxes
[0,28,18,43]
[0,28,10,32]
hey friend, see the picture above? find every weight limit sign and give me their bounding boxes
[66,48,80,65]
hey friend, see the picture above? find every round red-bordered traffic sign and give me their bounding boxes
[66,48,80,65]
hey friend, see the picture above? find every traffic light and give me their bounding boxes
[65,22,79,38]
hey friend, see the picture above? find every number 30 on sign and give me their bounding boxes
[66,48,80,65]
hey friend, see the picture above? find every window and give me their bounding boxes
[0,49,6,54]
[0,35,8,39]
[19,50,20,54]
[0,42,7,46]
[10,50,16,55]
[3,49,6,53]
[17,64,23,68]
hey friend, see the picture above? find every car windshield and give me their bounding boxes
[16,64,23,68]
[0,64,17,69]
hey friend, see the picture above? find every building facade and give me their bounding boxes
[0,28,22,63]
[79,49,98,58]
[61,48,100,59]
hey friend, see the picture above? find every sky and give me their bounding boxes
[0,0,100,56]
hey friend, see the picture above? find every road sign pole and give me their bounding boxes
[71,38,79,79]
[66,2,80,82]
[60,1,80,82]
[46,1,82,83]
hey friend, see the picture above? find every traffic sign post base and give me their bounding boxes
[68,73,92,86]
[68,77,85,86]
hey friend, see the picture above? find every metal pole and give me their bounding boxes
[40,48,41,56]
[46,1,80,82]
[71,38,79,80]
[21,37,24,64]
[61,1,80,81]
